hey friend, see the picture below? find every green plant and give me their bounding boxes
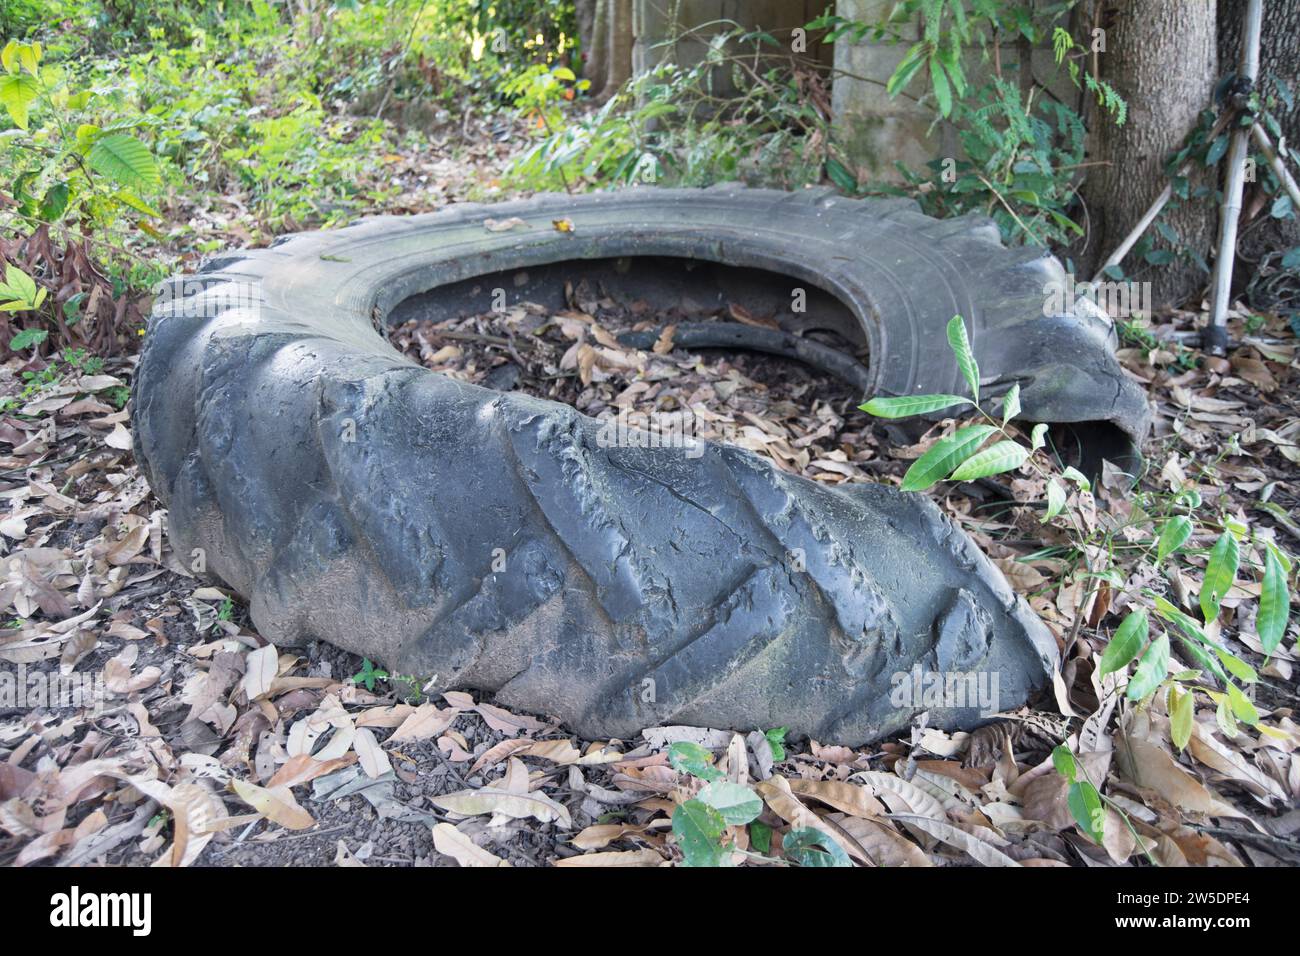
[0,264,48,336]
[0,345,118,412]
[812,1,1125,247]
[860,314,1295,854]
[666,742,762,867]
[1116,316,1198,371]
[386,671,428,703]
[860,315,1295,756]
[763,726,787,760]
[506,26,837,193]
[664,739,852,866]
[0,35,164,356]
[349,657,389,692]
[1,37,162,228]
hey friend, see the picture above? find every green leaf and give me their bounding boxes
[672,799,728,867]
[1199,529,1239,624]
[886,43,928,96]
[1215,694,1238,738]
[748,821,772,854]
[1051,744,1077,781]
[1169,685,1193,751]
[1153,595,1206,640]
[74,122,100,149]
[39,181,69,221]
[1060,466,1091,492]
[667,741,722,781]
[0,72,39,129]
[1271,195,1293,219]
[946,315,980,402]
[112,189,162,218]
[4,264,36,303]
[929,59,952,117]
[1214,647,1257,684]
[1156,516,1193,563]
[1,40,18,74]
[1000,383,1021,424]
[949,440,1029,481]
[782,827,851,867]
[858,393,969,418]
[1126,632,1169,700]
[1043,479,1066,522]
[1068,780,1105,844]
[825,157,857,192]
[87,134,160,190]
[1258,544,1290,655]
[17,42,39,76]
[1030,422,1048,450]
[1175,633,1230,685]
[1098,609,1148,676]
[900,424,996,492]
[763,726,787,761]
[7,327,47,350]
[1226,681,1259,726]
[1205,134,1229,166]
[697,781,762,826]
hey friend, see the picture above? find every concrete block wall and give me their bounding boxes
[831,0,1071,181]
[632,0,833,92]
[629,0,1070,183]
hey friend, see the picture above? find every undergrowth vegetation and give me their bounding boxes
[504,1,1125,249]
[0,0,575,359]
[860,316,1294,847]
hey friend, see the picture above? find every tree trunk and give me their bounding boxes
[578,0,607,96]
[582,0,634,101]
[1079,0,1218,307]
[1218,0,1300,278]
[604,0,635,98]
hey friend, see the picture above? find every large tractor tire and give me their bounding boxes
[133,186,1141,745]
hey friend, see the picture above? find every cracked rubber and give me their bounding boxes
[131,186,1108,745]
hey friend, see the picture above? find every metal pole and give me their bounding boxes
[1205,0,1263,356]
[1250,122,1300,212]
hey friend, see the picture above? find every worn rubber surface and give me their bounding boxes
[132,186,1103,745]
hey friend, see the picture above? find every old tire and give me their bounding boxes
[134,186,1101,745]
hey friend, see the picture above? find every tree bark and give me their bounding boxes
[1218,0,1300,273]
[581,0,634,101]
[578,0,607,96]
[604,0,635,97]
[1078,0,1218,307]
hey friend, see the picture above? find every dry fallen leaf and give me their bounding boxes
[353,727,391,779]
[431,775,572,829]
[431,823,512,867]
[230,778,316,830]
[555,848,664,867]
